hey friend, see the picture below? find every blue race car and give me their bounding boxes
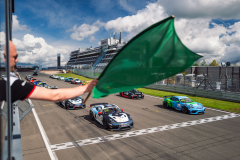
[65,77,73,82]
[163,96,205,114]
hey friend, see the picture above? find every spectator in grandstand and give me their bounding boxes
[0,41,98,103]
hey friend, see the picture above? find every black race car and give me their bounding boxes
[33,71,38,76]
[120,89,144,99]
[61,96,85,109]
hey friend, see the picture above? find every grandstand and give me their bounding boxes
[66,33,125,70]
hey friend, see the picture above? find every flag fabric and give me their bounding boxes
[92,16,202,98]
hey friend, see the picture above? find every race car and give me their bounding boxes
[89,103,134,131]
[33,71,38,76]
[120,89,144,99]
[65,77,73,82]
[58,76,65,80]
[51,75,59,79]
[30,78,38,84]
[33,80,42,85]
[47,86,58,89]
[163,96,205,114]
[61,96,85,109]
[71,78,82,84]
[25,75,32,80]
[38,82,48,88]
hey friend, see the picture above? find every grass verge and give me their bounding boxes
[57,72,240,113]
[56,72,93,81]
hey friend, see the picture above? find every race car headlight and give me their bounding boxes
[189,104,194,108]
[128,116,133,121]
[109,118,116,123]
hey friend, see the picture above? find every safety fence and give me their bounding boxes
[73,68,240,102]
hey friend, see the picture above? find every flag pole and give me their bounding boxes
[84,92,92,105]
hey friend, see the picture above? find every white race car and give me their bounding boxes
[89,103,134,131]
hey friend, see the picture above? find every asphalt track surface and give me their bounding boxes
[19,72,240,160]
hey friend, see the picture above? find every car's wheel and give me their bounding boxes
[103,120,109,129]
[120,93,122,97]
[82,105,86,109]
[128,95,132,99]
[182,106,189,114]
[163,101,169,108]
[89,112,94,120]
[64,102,68,109]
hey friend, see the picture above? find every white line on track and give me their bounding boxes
[1,101,4,109]
[19,73,58,160]
[50,113,240,151]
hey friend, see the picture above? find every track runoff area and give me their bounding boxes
[19,72,240,160]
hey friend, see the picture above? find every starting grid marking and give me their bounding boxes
[50,113,240,151]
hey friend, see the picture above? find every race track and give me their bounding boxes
[19,72,240,160]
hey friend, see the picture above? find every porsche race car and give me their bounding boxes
[61,96,85,109]
[89,103,134,131]
[163,96,205,114]
[48,86,58,89]
[65,77,73,82]
[58,76,65,80]
[33,71,38,76]
[71,78,82,84]
[38,82,48,88]
[120,89,144,99]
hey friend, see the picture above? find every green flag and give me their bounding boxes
[92,16,202,98]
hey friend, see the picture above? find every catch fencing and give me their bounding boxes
[73,66,240,102]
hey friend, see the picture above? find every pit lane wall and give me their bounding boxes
[73,68,240,103]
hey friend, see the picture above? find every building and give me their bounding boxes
[66,33,125,70]
[57,54,61,68]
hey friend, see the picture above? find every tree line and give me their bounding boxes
[193,60,238,66]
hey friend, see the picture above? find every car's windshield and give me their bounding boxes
[103,107,121,114]
[72,96,81,101]
[180,98,193,103]
[131,89,140,93]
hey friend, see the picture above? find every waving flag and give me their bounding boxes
[92,16,202,98]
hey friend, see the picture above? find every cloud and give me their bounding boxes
[105,3,167,35]
[68,20,105,41]
[12,15,28,31]
[157,0,240,19]
[102,0,240,65]
[12,34,70,67]
[118,0,137,14]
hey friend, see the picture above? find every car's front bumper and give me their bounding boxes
[131,95,144,99]
[189,108,205,114]
[68,104,86,109]
[109,120,134,131]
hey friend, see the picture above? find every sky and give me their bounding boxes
[1,0,240,67]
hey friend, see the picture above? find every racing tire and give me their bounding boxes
[82,105,86,109]
[64,102,68,110]
[128,95,132,99]
[89,112,94,121]
[163,102,169,108]
[103,120,109,129]
[182,106,189,114]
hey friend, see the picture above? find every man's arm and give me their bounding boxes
[29,79,98,101]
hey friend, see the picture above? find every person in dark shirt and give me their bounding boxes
[0,41,98,103]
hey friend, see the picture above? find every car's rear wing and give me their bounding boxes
[163,95,174,98]
[90,103,108,107]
